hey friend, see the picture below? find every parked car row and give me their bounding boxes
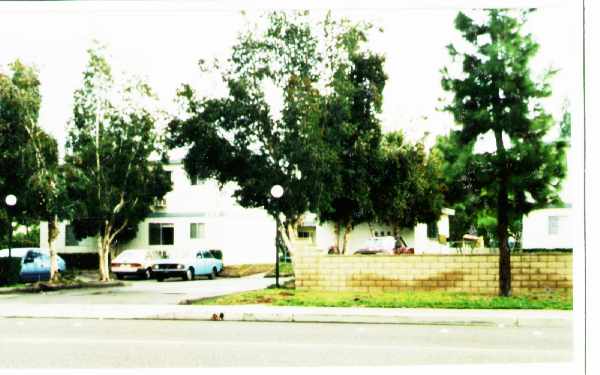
[0,247,223,283]
[0,248,67,282]
[111,248,224,282]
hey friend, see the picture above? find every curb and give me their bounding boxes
[0,281,125,295]
[0,304,572,328]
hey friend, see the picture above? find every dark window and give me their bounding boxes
[202,251,213,258]
[427,222,438,239]
[297,231,310,238]
[65,225,79,246]
[149,223,174,245]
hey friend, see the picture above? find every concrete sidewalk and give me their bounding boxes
[0,303,571,328]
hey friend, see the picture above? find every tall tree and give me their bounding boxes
[168,12,381,255]
[64,46,172,281]
[372,131,445,241]
[317,22,387,254]
[0,61,72,281]
[440,9,568,296]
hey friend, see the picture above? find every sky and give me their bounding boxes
[0,0,581,202]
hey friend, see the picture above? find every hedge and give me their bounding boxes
[58,253,99,270]
[0,257,22,285]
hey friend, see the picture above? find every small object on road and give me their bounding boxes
[211,312,224,321]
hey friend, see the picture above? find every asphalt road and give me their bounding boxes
[0,274,282,305]
[0,318,572,368]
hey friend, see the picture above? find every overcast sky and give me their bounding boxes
[0,0,581,201]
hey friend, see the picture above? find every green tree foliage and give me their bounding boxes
[0,61,72,281]
[64,46,172,281]
[372,132,445,241]
[168,12,384,254]
[316,19,387,253]
[1,60,44,232]
[440,10,568,296]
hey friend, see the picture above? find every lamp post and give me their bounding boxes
[270,185,284,288]
[5,194,17,259]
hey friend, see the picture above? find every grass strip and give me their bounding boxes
[190,287,572,310]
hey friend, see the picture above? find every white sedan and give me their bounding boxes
[111,249,162,280]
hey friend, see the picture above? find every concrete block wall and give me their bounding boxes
[293,247,572,295]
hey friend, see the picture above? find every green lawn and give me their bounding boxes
[190,284,571,310]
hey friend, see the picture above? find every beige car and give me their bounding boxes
[111,249,163,280]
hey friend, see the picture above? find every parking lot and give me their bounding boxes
[0,273,282,305]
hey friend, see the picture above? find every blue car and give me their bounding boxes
[151,249,223,282]
[0,248,67,282]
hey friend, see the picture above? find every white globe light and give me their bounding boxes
[270,185,284,199]
[5,194,17,206]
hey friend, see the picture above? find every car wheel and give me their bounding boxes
[142,268,152,280]
[208,267,216,280]
[183,267,194,281]
[156,276,164,282]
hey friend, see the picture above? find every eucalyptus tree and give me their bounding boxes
[64,47,171,281]
[440,9,568,296]
[0,60,73,281]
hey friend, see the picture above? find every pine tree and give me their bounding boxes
[441,9,568,296]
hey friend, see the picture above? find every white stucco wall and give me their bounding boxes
[522,207,573,249]
[40,161,455,263]
[39,162,277,265]
[313,214,451,254]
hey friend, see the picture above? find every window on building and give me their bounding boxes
[297,230,310,238]
[149,223,174,245]
[427,222,438,239]
[190,223,205,239]
[548,216,561,235]
[65,224,79,246]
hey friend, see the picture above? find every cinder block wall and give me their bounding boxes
[293,248,572,295]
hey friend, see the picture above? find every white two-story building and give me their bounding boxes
[40,159,454,264]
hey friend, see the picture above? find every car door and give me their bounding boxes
[19,250,36,282]
[20,250,46,282]
[202,251,216,271]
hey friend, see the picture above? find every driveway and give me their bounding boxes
[0,273,284,305]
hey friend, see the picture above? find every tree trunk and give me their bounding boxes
[275,217,294,257]
[334,222,341,253]
[98,235,111,282]
[341,222,352,254]
[47,217,61,283]
[495,130,511,297]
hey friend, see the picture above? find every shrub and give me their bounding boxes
[0,257,22,285]
[58,253,99,270]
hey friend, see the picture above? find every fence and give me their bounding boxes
[293,246,572,295]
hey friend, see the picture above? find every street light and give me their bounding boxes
[5,194,17,259]
[270,185,284,288]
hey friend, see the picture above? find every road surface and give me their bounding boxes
[0,318,572,368]
[0,274,282,305]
